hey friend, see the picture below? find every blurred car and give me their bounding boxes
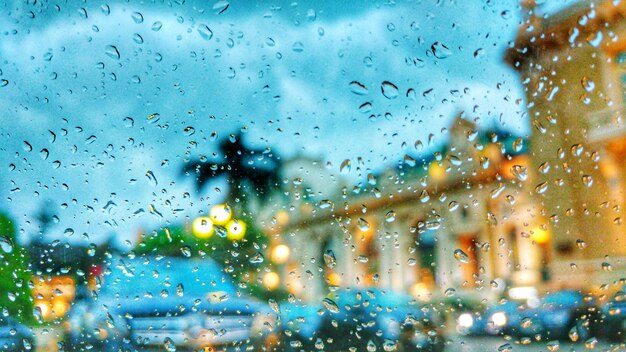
[489,290,599,341]
[0,317,34,352]
[598,288,626,341]
[65,254,277,351]
[457,290,599,341]
[276,302,324,351]
[456,300,520,336]
[278,288,445,351]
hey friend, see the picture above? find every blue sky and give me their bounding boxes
[0,0,578,246]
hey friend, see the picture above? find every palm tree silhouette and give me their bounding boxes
[182,131,281,207]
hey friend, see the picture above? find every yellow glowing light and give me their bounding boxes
[226,219,246,240]
[263,272,280,290]
[192,216,214,239]
[52,299,69,317]
[428,162,446,182]
[532,227,549,244]
[275,211,289,226]
[210,204,233,225]
[271,244,290,264]
[326,272,342,286]
[410,282,431,302]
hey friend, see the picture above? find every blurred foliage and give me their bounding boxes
[0,213,34,324]
[134,214,279,298]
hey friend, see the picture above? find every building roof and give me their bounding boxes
[506,0,626,67]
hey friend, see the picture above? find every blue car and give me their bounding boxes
[65,254,277,351]
[278,288,445,351]
[0,317,34,352]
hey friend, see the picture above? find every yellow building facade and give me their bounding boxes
[507,0,626,289]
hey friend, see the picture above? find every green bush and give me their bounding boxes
[0,213,34,324]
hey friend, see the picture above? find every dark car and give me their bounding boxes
[65,254,277,351]
[598,288,626,341]
[278,288,445,351]
[0,317,34,352]
[503,290,599,341]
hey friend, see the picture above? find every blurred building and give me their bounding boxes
[261,114,546,302]
[506,0,626,289]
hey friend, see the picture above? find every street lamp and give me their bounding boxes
[210,204,232,225]
[263,271,280,290]
[192,216,214,239]
[271,244,290,264]
[226,219,246,240]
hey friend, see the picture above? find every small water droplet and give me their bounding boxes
[349,81,368,95]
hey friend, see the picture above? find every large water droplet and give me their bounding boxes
[0,236,14,253]
[381,81,399,99]
[198,24,213,41]
[431,42,452,59]
[349,81,368,95]
[453,249,469,264]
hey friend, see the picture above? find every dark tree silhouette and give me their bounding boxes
[182,131,282,206]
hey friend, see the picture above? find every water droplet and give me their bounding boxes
[576,239,586,249]
[0,236,14,253]
[340,159,351,174]
[152,21,163,31]
[454,249,469,264]
[250,252,265,264]
[146,170,158,187]
[586,31,603,47]
[349,81,368,95]
[497,343,513,352]
[520,317,532,328]
[584,337,598,349]
[131,11,143,24]
[602,262,613,272]
[292,41,304,52]
[431,42,452,59]
[547,341,560,352]
[582,174,593,187]
[147,112,160,124]
[569,326,579,342]
[444,288,456,297]
[213,0,230,14]
[105,45,120,60]
[357,218,370,232]
[322,297,340,313]
[324,250,336,269]
[381,81,399,99]
[163,336,177,352]
[581,76,595,92]
[384,211,396,223]
[535,182,548,194]
[198,24,213,40]
[180,246,191,257]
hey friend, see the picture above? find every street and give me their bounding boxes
[449,337,621,351]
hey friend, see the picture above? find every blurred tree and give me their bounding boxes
[0,213,34,324]
[176,132,284,298]
[181,131,282,209]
